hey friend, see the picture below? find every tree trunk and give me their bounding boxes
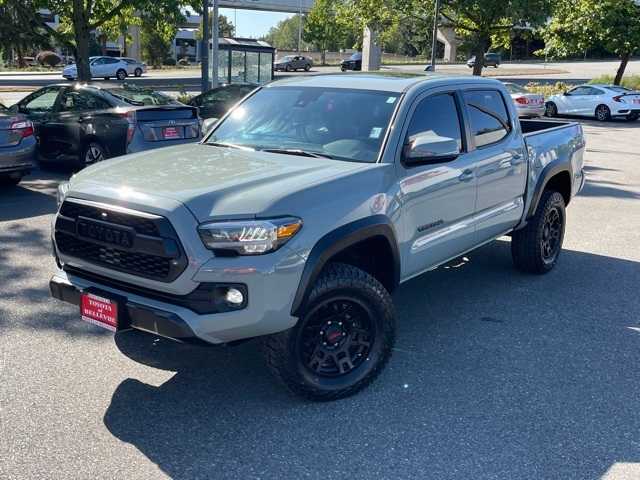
[614,52,630,85]
[73,0,92,81]
[16,46,25,68]
[321,50,326,66]
[471,35,488,77]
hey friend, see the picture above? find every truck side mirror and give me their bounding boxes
[403,132,460,165]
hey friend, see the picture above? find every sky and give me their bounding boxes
[220,9,294,38]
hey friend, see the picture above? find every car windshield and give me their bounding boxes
[504,83,528,94]
[207,86,400,163]
[104,87,178,106]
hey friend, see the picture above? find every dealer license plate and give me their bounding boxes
[80,293,118,331]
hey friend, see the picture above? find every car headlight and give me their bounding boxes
[198,217,302,255]
[57,182,70,208]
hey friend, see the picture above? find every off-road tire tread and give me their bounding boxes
[511,190,565,274]
[264,262,395,401]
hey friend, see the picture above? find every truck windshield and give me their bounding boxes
[207,86,400,163]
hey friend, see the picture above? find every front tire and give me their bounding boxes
[511,190,566,274]
[264,263,395,401]
[304,64,311,71]
[595,104,611,122]
[116,69,127,81]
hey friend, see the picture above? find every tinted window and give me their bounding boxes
[209,87,400,163]
[608,86,631,93]
[405,93,462,151]
[104,88,177,106]
[60,89,111,111]
[463,90,511,148]
[587,87,604,95]
[105,58,119,64]
[569,86,590,95]
[21,87,62,113]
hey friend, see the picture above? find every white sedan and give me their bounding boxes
[62,56,130,81]
[118,57,147,77]
[503,82,545,117]
[546,84,640,122]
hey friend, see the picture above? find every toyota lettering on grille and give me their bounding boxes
[76,217,134,249]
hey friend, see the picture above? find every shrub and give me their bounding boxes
[36,51,62,67]
[177,58,190,66]
[524,81,571,97]
[589,75,640,91]
[163,57,176,66]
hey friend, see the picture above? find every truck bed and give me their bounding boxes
[520,118,575,136]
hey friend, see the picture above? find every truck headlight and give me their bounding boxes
[198,217,302,255]
[57,182,70,208]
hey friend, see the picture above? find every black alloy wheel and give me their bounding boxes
[82,142,106,167]
[595,104,611,122]
[541,204,563,265]
[116,69,127,81]
[299,297,374,377]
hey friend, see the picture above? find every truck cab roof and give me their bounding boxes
[269,72,503,93]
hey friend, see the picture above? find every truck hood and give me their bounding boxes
[67,143,378,222]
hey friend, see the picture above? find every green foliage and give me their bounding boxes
[542,0,640,84]
[440,0,551,75]
[303,0,346,62]
[589,75,640,91]
[196,14,235,41]
[0,0,51,67]
[263,14,311,50]
[524,81,571,97]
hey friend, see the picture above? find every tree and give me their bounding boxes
[440,0,551,76]
[263,15,310,51]
[0,0,52,67]
[304,0,345,65]
[139,3,186,67]
[542,0,640,85]
[196,13,235,41]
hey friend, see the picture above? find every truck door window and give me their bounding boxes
[405,93,463,151]
[463,90,511,148]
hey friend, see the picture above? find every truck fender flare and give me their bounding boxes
[526,162,572,219]
[290,215,400,317]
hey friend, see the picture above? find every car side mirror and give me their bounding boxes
[403,132,460,165]
[202,117,219,136]
[563,91,569,96]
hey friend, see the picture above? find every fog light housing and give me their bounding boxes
[225,287,245,306]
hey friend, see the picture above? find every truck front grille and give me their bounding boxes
[54,199,187,282]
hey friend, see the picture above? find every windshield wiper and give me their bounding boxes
[205,142,251,150]
[260,148,334,159]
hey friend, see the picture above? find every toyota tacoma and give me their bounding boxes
[50,74,586,400]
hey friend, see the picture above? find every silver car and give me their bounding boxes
[0,102,36,186]
[504,82,545,117]
[119,57,147,77]
[274,55,313,72]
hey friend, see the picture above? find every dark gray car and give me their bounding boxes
[0,102,36,186]
[274,55,313,72]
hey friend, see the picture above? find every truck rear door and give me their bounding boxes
[461,89,527,242]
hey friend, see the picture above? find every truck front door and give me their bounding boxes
[396,91,478,279]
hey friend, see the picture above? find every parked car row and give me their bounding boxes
[0,82,256,186]
[545,84,640,122]
[62,57,147,81]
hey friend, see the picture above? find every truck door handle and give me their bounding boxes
[459,169,474,182]
[511,153,524,165]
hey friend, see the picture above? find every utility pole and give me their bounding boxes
[429,0,441,71]
[201,0,209,92]
[297,0,302,52]
[211,0,219,88]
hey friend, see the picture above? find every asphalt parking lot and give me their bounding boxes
[1,118,639,479]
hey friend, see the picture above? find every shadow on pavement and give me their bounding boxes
[103,240,640,479]
[0,168,67,221]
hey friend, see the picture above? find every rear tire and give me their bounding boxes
[627,112,639,122]
[595,104,611,122]
[134,68,143,77]
[116,69,127,81]
[545,102,558,118]
[79,141,106,169]
[264,263,395,401]
[286,65,293,72]
[304,64,311,71]
[511,190,566,274]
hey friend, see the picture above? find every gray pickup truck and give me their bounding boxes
[50,74,585,401]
